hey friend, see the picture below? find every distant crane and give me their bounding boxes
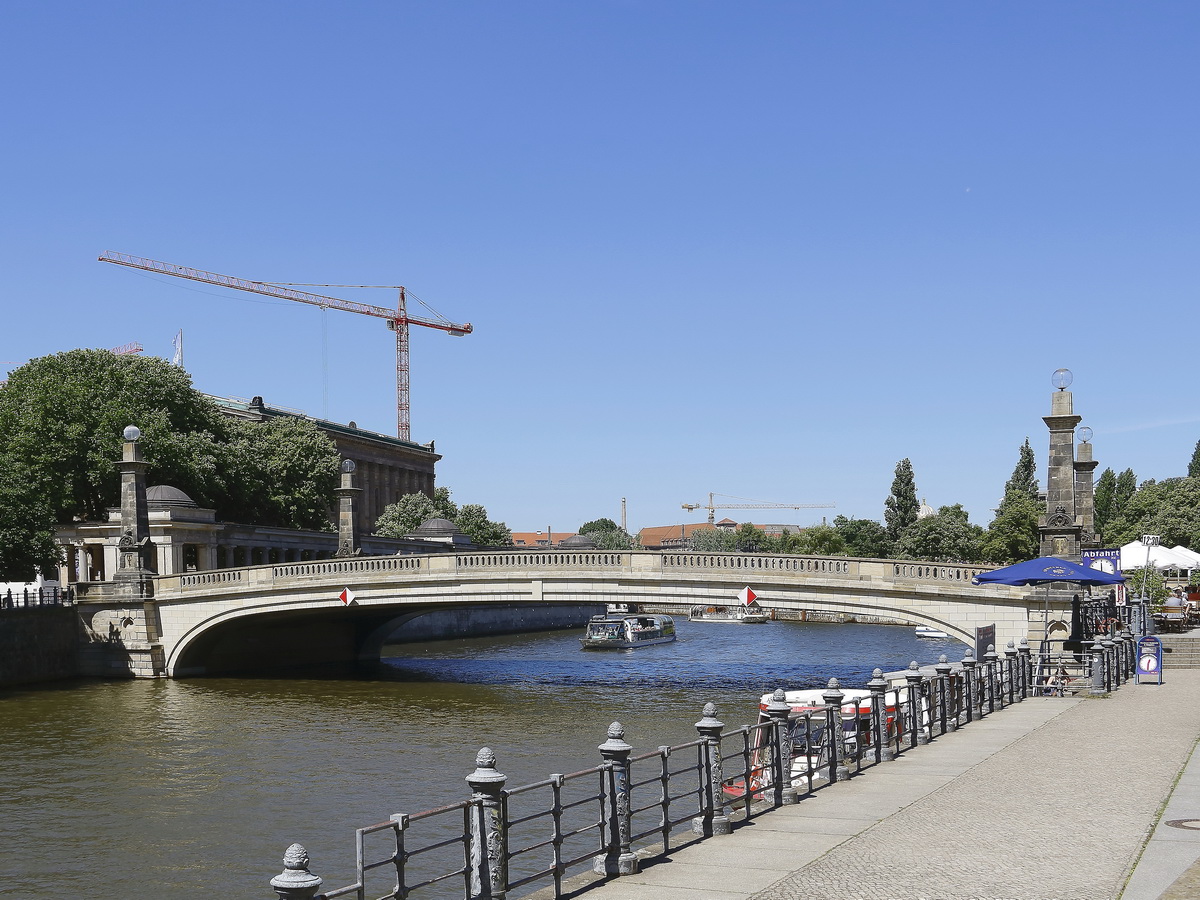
[98,251,472,442]
[681,492,836,526]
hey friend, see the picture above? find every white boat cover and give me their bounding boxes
[1119,540,1196,572]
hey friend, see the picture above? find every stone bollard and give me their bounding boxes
[594,723,639,876]
[1005,641,1019,704]
[692,702,733,835]
[904,662,928,746]
[1018,638,1032,698]
[867,668,894,761]
[467,747,508,899]
[822,678,850,782]
[765,689,798,806]
[983,644,999,712]
[1088,639,1106,697]
[270,844,322,900]
[961,648,977,723]
[934,654,955,733]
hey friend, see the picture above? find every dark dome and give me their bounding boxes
[414,517,458,535]
[560,533,598,549]
[146,485,198,508]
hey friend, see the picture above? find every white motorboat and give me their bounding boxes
[915,626,950,638]
[688,605,770,624]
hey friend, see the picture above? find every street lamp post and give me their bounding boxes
[1140,534,1160,636]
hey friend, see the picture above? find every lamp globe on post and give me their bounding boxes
[1078,426,1093,444]
[1051,368,1073,391]
[123,425,141,442]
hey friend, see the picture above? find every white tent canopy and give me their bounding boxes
[1119,540,1196,572]
[1171,545,1200,567]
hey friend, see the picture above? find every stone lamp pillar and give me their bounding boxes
[115,425,154,578]
[1040,368,1085,560]
[334,459,362,558]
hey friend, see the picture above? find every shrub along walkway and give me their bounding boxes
[548,671,1200,900]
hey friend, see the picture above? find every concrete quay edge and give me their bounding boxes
[525,672,1200,900]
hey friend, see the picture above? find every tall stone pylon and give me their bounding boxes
[115,424,155,578]
[1039,370,1086,561]
[334,459,362,557]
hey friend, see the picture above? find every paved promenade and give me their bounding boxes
[546,671,1200,900]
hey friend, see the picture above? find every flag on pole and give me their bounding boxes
[171,330,183,367]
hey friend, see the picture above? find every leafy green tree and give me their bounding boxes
[833,516,892,558]
[789,525,847,556]
[374,487,510,546]
[1105,477,1200,549]
[884,458,920,542]
[1114,468,1137,522]
[734,523,765,552]
[1123,567,1169,606]
[0,461,61,580]
[0,349,229,522]
[689,526,738,552]
[455,504,512,547]
[1190,440,1200,478]
[1093,468,1117,541]
[219,418,338,530]
[578,518,634,550]
[982,488,1041,564]
[375,487,458,536]
[1005,438,1039,498]
[896,504,984,562]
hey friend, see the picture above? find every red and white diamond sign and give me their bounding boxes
[738,586,757,606]
[339,587,356,606]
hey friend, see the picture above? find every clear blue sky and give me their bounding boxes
[3,2,1198,535]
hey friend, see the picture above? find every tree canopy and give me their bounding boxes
[833,516,892,558]
[896,503,984,562]
[1104,476,1200,549]
[578,518,635,550]
[884,458,919,541]
[1190,440,1200,478]
[374,487,511,547]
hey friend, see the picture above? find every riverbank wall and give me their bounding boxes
[0,607,79,687]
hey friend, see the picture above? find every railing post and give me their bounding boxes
[270,844,322,900]
[903,662,928,746]
[982,644,998,713]
[867,668,893,761]
[765,689,798,806]
[1088,639,1106,697]
[692,702,733,836]
[934,655,954,733]
[961,648,976,724]
[594,723,639,877]
[1102,636,1116,692]
[467,747,508,899]
[1017,638,1032,697]
[1004,641,1019,704]
[822,678,850,782]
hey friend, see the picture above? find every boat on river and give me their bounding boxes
[688,605,770,624]
[579,613,676,649]
[915,626,950,638]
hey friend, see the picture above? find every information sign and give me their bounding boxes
[1136,636,1163,685]
[975,624,996,662]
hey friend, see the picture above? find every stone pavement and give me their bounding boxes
[541,671,1200,900]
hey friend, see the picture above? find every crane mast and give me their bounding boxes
[98,251,471,441]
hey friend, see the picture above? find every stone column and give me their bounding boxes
[1074,439,1099,548]
[334,460,363,557]
[115,425,154,578]
[1040,382,1084,560]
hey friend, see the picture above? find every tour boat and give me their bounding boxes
[579,613,676,649]
[915,626,950,639]
[688,605,770,624]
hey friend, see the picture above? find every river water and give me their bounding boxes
[0,619,962,898]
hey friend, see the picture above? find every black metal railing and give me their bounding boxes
[0,585,74,611]
[269,638,1136,900]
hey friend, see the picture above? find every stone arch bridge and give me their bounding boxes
[75,550,1050,678]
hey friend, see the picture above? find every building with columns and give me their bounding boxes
[211,394,440,536]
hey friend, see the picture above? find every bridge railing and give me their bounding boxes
[0,586,74,612]
[267,637,1140,900]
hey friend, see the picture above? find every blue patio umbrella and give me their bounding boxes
[972,557,1126,587]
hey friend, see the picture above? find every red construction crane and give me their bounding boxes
[98,251,472,441]
[682,492,836,526]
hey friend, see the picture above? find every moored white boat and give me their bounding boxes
[915,626,950,638]
[688,605,769,624]
[579,613,676,649]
